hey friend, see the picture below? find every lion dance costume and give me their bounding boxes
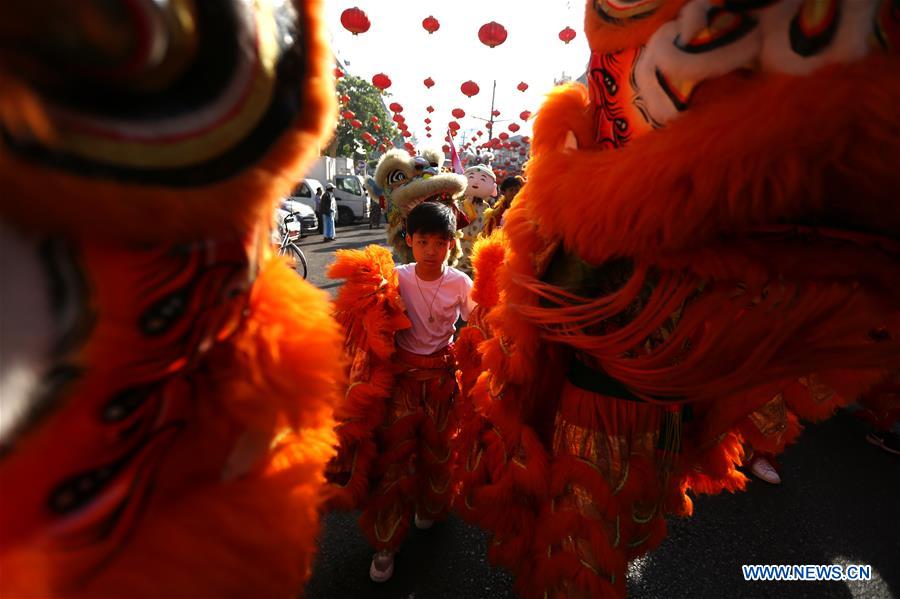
[0,1,342,597]
[326,150,470,553]
[456,1,900,597]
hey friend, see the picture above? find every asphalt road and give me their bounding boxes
[301,223,900,599]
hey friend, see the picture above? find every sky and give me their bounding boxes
[323,0,591,148]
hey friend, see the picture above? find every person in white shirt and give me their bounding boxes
[365,201,475,583]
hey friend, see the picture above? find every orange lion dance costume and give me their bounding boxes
[0,1,342,597]
[457,1,900,597]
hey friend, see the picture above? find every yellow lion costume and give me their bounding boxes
[0,1,341,597]
[457,1,900,597]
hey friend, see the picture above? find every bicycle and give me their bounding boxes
[275,211,308,279]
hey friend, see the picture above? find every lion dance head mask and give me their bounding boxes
[456,1,900,597]
[0,1,342,597]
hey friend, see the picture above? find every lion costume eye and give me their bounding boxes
[388,170,408,185]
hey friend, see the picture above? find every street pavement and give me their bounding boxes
[301,222,900,599]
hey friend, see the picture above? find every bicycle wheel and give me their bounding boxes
[278,243,308,279]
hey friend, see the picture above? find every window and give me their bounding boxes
[336,176,361,195]
[292,182,311,197]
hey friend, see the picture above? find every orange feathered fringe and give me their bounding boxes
[323,245,410,510]
[458,53,900,599]
[0,258,344,598]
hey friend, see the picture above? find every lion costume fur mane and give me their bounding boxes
[0,1,343,597]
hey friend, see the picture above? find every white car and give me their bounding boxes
[286,175,370,226]
[333,174,370,226]
[273,199,318,245]
[287,178,324,213]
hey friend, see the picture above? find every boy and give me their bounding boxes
[325,202,475,583]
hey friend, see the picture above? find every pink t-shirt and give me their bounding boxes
[395,263,475,356]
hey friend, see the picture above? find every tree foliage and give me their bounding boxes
[332,75,400,159]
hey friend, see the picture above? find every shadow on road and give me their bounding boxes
[305,412,900,599]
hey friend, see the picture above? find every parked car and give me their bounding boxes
[287,178,324,213]
[273,199,318,242]
[333,174,370,226]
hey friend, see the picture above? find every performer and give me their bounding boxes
[457,164,497,274]
[0,1,343,597]
[482,175,523,237]
[326,202,475,583]
[366,148,468,266]
[456,1,900,597]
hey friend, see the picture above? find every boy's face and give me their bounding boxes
[406,232,453,268]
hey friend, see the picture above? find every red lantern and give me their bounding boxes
[425,126,432,131]
[558,26,576,44]
[517,81,528,92]
[424,76,435,89]
[460,80,480,98]
[370,115,379,123]
[448,121,460,131]
[442,144,450,153]
[509,123,520,132]
[424,118,432,124]
[340,7,371,35]
[392,114,404,123]
[426,133,432,138]
[471,136,477,142]
[374,124,381,131]
[379,144,387,151]
[422,15,440,34]
[499,132,509,140]
[389,102,403,113]
[476,131,483,137]
[334,68,345,79]
[341,110,355,120]
[339,94,350,104]
[519,148,527,155]
[492,109,500,117]
[402,130,412,137]
[452,108,465,119]
[350,119,362,129]
[478,21,508,48]
[520,110,532,121]
[426,105,435,113]
[372,73,392,91]
[522,136,531,143]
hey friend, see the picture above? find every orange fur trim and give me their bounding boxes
[0,259,344,598]
[470,233,507,309]
[324,245,410,510]
[583,1,688,56]
[524,58,900,266]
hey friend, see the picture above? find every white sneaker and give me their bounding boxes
[414,512,434,530]
[369,550,395,583]
[750,456,782,484]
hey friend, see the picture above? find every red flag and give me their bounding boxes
[447,130,464,174]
